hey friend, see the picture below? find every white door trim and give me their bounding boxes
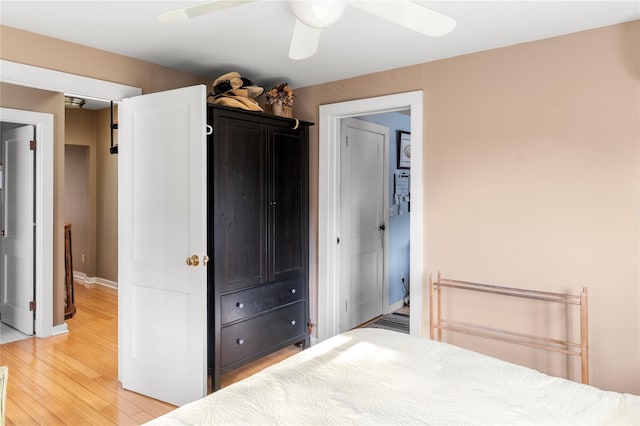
[318,91,424,342]
[0,60,142,101]
[0,107,53,338]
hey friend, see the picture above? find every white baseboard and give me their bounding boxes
[94,277,118,289]
[73,271,118,289]
[52,323,68,336]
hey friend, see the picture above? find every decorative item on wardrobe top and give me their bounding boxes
[264,83,294,118]
[207,71,265,112]
[206,72,298,120]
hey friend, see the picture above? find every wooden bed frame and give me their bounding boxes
[428,273,589,384]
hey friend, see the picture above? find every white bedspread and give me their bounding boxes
[147,328,639,425]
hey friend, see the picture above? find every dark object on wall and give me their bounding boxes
[397,130,411,169]
[64,223,76,319]
[208,104,313,391]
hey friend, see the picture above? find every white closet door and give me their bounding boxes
[118,85,207,406]
[339,118,386,332]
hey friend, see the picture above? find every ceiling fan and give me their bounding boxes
[157,1,456,60]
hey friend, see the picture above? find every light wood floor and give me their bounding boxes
[0,282,300,425]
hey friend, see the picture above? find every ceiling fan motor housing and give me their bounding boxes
[289,0,346,29]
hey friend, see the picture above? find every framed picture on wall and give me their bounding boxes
[397,131,411,169]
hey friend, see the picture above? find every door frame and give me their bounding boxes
[318,90,424,342]
[0,59,141,337]
[0,108,53,337]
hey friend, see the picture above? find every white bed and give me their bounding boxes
[147,328,639,425]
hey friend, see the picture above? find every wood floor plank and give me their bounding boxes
[5,394,38,426]
[9,390,64,425]
[0,281,301,425]
[0,283,175,425]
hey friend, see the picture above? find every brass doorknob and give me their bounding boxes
[203,255,209,266]
[186,255,200,266]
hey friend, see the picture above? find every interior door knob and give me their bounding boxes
[202,255,209,266]
[186,255,200,266]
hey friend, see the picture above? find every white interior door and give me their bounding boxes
[0,125,35,336]
[339,118,387,331]
[119,85,207,406]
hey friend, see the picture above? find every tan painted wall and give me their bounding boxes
[65,108,98,277]
[0,25,208,94]
[63,145,90,274]
[95,107,118,282]
[0,82,66,326]
[65,107,119,283]
[294,21,640,394]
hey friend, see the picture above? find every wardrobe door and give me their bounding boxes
[269,127,308,282]
[214,116,268,293]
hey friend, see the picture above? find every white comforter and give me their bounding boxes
[148,328,640,425]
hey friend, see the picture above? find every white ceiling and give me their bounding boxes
[1,1,639,93]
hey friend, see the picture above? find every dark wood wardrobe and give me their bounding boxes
[207,104,312,391]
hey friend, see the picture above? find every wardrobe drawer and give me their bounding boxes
[220,276,304,324]
[220,301,305,367]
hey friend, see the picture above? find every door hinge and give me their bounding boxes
[29,300,36,311]
[337,237,340,244]
[30,140,37,151]
[345,300,348,312]
[345,136,348,148]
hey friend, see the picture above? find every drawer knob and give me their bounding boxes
[236,302,244,308]
[290,288,296,294]
[290,320,296,326]
[237,338,244,345]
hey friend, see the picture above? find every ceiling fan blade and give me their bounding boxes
[156,0,255,23]
[289,18,322,60]
[353,1,456,37]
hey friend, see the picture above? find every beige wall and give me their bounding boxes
[64,107,119,283]
[0,26,208,94]
[65,108,97,277]
[0,82,66,326]
[64,145,90,274]
[295,21,639,394]
[95,107,118,282]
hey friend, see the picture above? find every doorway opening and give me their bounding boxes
[317,90,424,343]
[0,59,142,340]
[346,111,412,322]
